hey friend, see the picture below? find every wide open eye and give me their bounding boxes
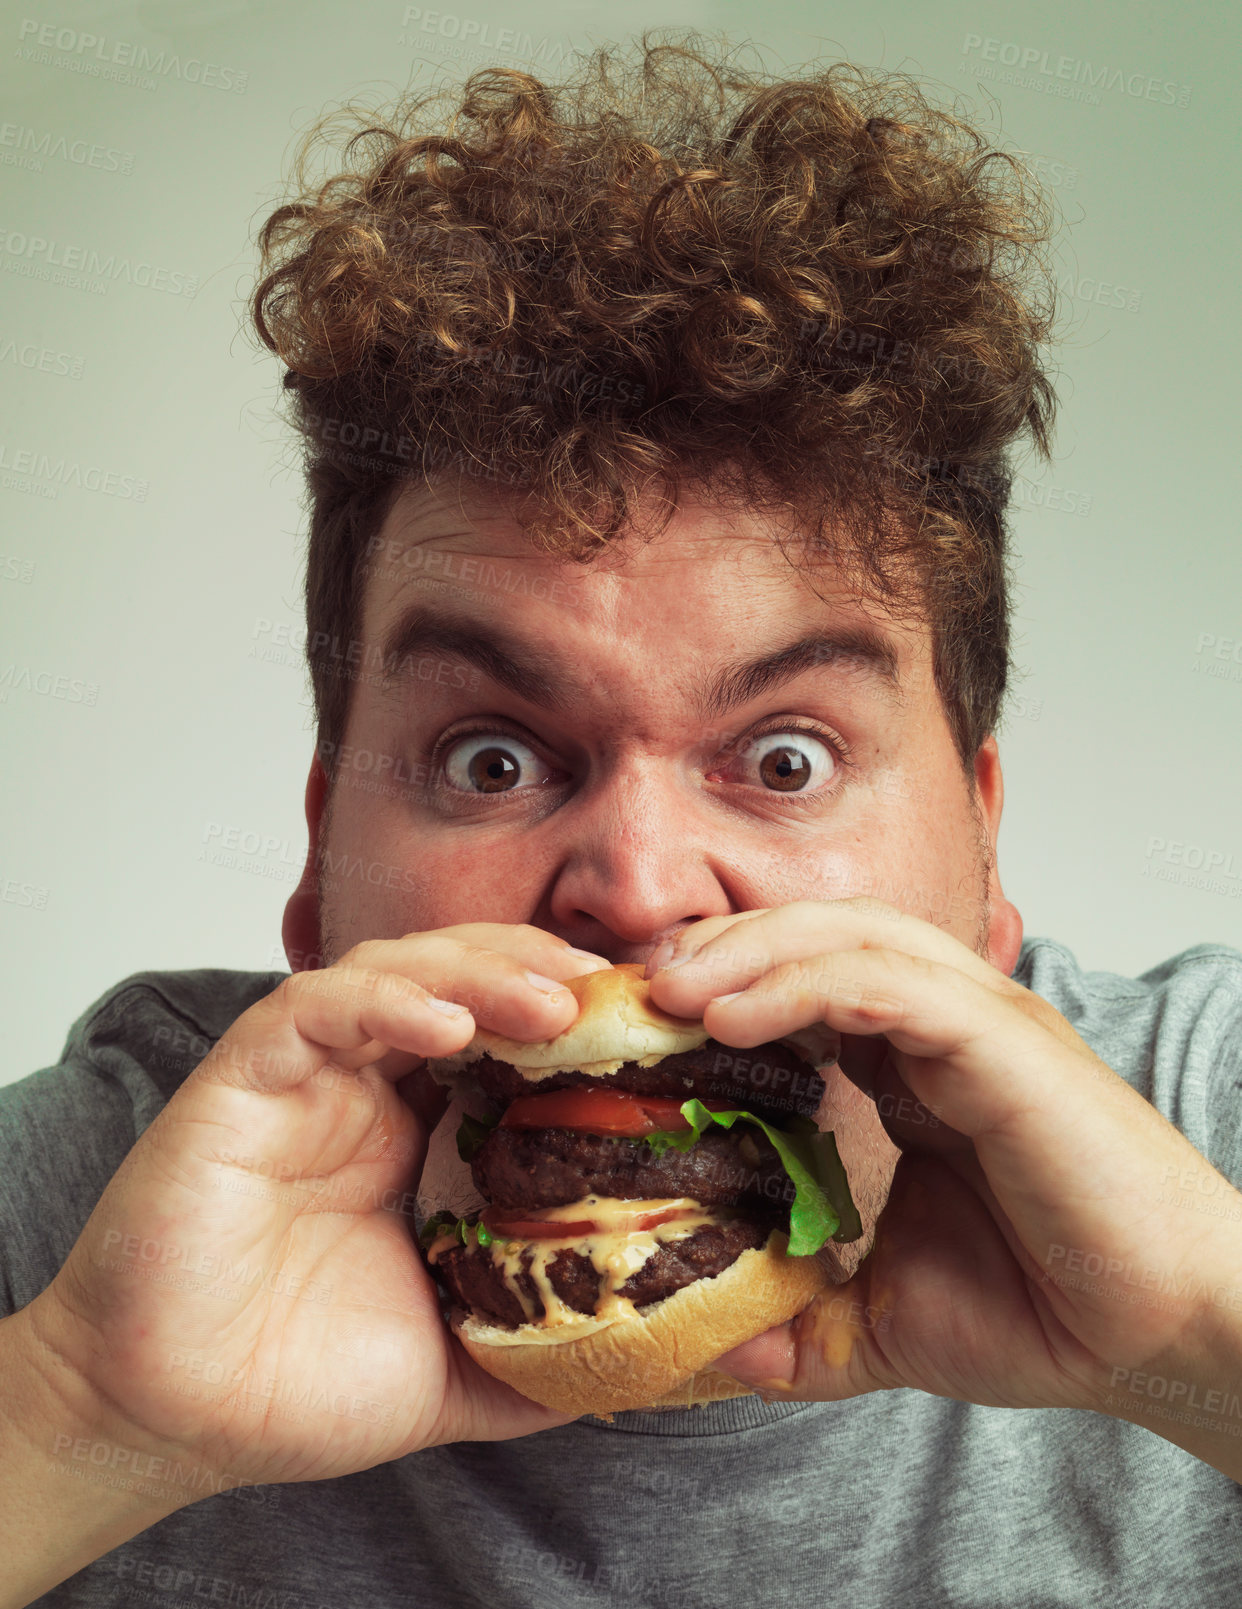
[440,730,558,795]
[729,728,842,794]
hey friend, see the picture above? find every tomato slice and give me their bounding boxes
[498,1088,732,1136]
[481,1203,700,1240]
[479,1209,596,1240]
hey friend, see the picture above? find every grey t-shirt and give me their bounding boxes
[5,936,1242,1607]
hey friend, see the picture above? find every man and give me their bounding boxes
[3,36,1241,1607]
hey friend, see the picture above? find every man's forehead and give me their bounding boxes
[379,475,790,561]
[362,476,930,691]
[371,476,913,607]
[349,482,933,736]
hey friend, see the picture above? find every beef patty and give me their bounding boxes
[472,1123,796,1211]
[470,1040,826,1122]
[433,1217,777,1327]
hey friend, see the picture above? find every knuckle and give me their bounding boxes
[793,955,833,992]
[271,970,310,1011]
[343,937,387,971]
[844,894,903,922]
[436,942,511,1016]
[452,940,504,974]
[856,991,901,1025]
[1012,984,1072,1038]
[338,965,382,1003]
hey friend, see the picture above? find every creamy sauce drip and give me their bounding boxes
[428,1195,726,1327]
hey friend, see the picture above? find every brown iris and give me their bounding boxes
[467,746,521,792]
[758,743,812,791]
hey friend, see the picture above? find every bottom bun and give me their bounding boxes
[455,1228,832,1418]
[630,1368,761,1415]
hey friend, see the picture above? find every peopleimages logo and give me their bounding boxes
[0,664,99,705]
[16,19,249,92]
[1142,835,1242,902]
[0,337,84,379]
[0,442,149,500]
[960,34,1192,108]
[397,7,569,66]
[0,228,197,297]
[0,122,134,175]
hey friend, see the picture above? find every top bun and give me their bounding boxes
[425,963,706,1082]
[423,959,840,1088]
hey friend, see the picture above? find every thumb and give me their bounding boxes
[710,1275,892,1402]
[706,1156,950,1401]
[711,1161,946,1401]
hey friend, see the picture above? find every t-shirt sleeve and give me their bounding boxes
[0,969,286,1321]
[1201,974,1242,1195]
[0,986,159,1319]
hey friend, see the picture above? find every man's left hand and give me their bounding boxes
[644,900,1242,1459]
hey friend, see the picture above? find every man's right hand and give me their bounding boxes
[16,926,610,1525]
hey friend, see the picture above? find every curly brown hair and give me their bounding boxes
[250,32,1060,780]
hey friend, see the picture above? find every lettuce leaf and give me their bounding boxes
[418,1209,492,1250]
[640,1099,862,1255]
[444,1096,861,1258]
[418,1210,463,1250]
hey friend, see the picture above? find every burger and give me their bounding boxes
[416,961,861,1419]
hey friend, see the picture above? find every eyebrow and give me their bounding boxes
[379,604,902,720]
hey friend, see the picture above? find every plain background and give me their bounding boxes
[1,0,1238,1085]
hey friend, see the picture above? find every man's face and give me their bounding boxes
[291,474,1023,1262]
[307,476,1020,978]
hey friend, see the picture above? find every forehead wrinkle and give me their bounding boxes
[385,477,530,550]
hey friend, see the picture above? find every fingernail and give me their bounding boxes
[426,995,469,1016]
[645,941,700,979]
[714,989,745,1005]
[524,970,570,996]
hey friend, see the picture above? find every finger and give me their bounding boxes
[709,1158,1071,1406]
[430,923,614,984]
[199,964,477,1097]
[838,1039,971,1157]
[212,936,604,1097]
[708,1294,880,1404]
[693,947,1194,1226]
[642,910,775,977]
[709,1242,900,1406]
[337,930,612,1048]
[351,929,613,1079]
[432,1309,583,1443]
[437,1349,583,1446]
[687,947,1069,1141]
[647,897,1016,1009]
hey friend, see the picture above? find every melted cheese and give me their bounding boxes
[428,1195,730,1328]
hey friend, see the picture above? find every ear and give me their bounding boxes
[281,752,329,973]
[973,734,1024,977]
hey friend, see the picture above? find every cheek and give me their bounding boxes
[748,819,947,914]
[741,845,861,907]
[318,790,544,943]
[812,802,980,927]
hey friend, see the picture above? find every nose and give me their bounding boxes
[537,761,735,964]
